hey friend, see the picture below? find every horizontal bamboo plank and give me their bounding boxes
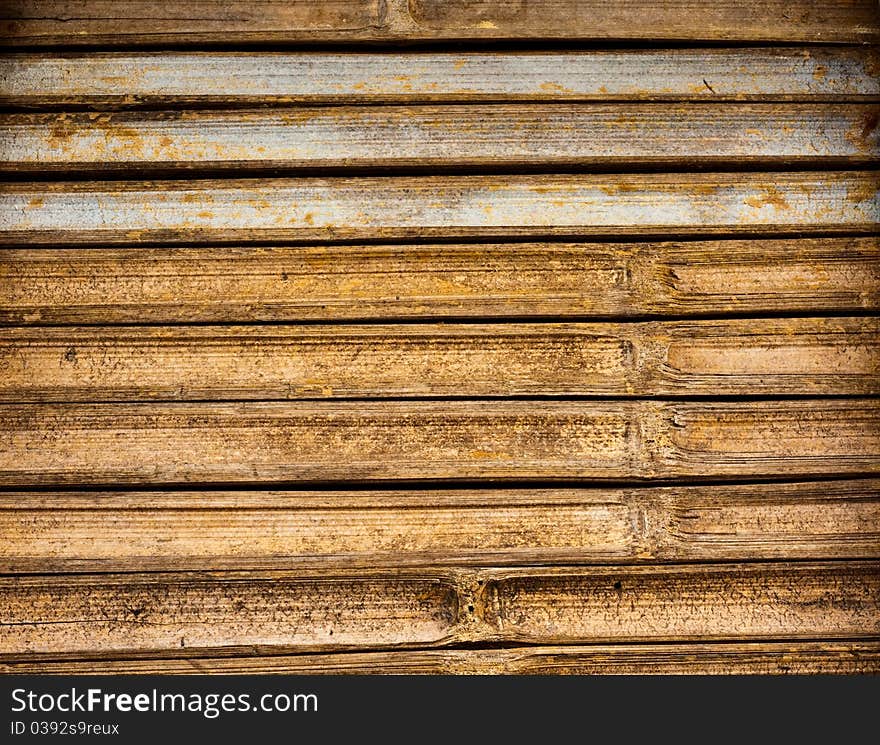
[2,172,877,245]
[4,641,878,675]
[0,571,460,658]
[479,563,880,645]
[0,400,876,486]
[1,480,877,572]
[3,104,876,173]
[1,318,876,402]
[0,0,384,46]
[3,238,876,324]
[2,562,876,659]
[1,0,876,45]
[404,0,880,43]
[3,49,877,106]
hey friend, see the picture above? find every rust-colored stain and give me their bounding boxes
[844,109,880,153]
[744,186,791,211]
[846,178,879,204]
[598,183,647,195]
[539,82,574,94]
[863,50,880,79]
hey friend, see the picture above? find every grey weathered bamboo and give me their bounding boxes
[1,0,877,45]
[1,318,876,402]
[3,49,877,106]
[2,562,877,659]
[4,641,877,675]
[2,104,876,172]
[1,480,877,573]
[0,400,876,486]
[3,238,876,324]
[2,172,877,245]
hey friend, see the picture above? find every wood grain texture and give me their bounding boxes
[405,0,880,43]
[1,0,877,45]
[2,172,877,245]
[478,563,880,645]
[3,104,877,173]
[3,238,876,324]
[0,571,460,658]
[0,400,876,486]
[1,480,877,572]
[0,0,386,46]
[4,641,878,675]
[2,562,876,659]
[1,23,876,677]
[1,318,876,402]
[3,49,877,106]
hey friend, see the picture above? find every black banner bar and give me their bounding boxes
[1,674,877,742]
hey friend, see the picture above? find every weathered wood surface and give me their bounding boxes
[480,563,880,646]
[5,641,878,675]
[1,480,877,572]
[3,104,877,172]
[3,238,876,324]
[402,0,880,43]
[1,0,877,45]
[1,318,876,402]
[0,400,876,486]
[1,10,877,677]
[2,562,877,659]
[4,49,877,107]
[2,172,877,245]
